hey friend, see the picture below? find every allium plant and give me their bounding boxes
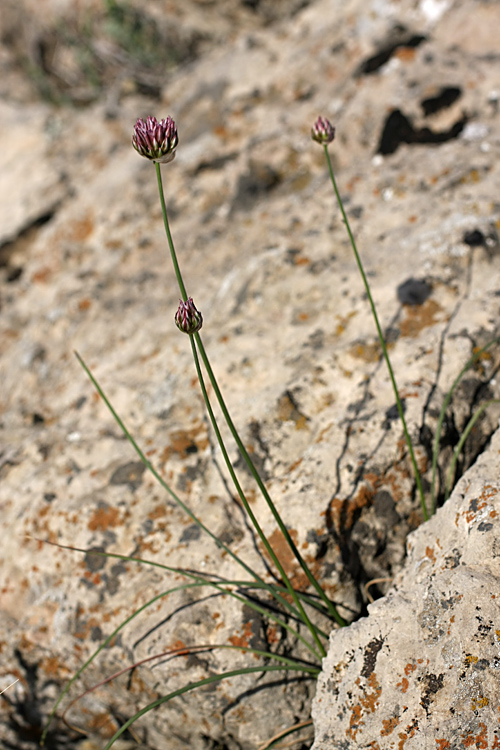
[132,115,179,163]
[174,297,203,334]
[311,116,499,519]
[43,114,498,748]
[311,116,429,521]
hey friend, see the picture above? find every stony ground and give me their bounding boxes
[1,1,499,748]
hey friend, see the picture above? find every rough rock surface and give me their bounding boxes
[1,0,499,748]
[312,426,500,749]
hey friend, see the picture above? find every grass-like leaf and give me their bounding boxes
[74,352,336,635]
[103,663,318,750]
[444,398,500,501]
[430,338,499,511]
[62,643,318,737]
[40,540,325,744]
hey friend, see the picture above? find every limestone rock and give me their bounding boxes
[312,426,500,749]
[0,102,65,247]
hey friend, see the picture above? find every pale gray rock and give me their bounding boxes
[0,102,66,246]
[312,426,500,749]
[1,0,499,748]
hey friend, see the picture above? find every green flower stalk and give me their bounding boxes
[175,297,203,335]
[132,116,179,164]
[312,116,429,521]
[136,114,345,635]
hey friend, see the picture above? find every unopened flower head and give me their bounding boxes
[311,116,335,145]
[175,297,203,335]
[132,116,179,163]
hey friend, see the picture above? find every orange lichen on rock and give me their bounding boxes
[160,423,209,461]
[87,505,121,531]
[381,716,399,736]
[228,621,254,649]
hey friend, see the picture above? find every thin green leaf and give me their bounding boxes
[430,338,499,512]
[103,664,318,750]
[41,541,325,745]
[62,643,318,735]
[195,333,345,626]
[154,163,343,629]
[444,398,500,501]
[74,353,328,646]
[189,336,329,656]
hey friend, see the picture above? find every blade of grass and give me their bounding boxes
[444,398,500,501]
[0,679,19,697]
[430,338,499,512]
[75,351,331,634]
[257,719,313,750]
[62,642,318,735]
[40,540,326,745]
[103,663,318,750]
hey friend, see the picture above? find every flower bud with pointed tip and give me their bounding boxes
[175,297,203,335]
[132,116,179,163]
[311,116,335,145]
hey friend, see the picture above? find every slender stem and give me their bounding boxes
[154,163,345,627]
[155,162,188,301]
[189,337,327,657]
[323,146,429,522]
[194,333,345,627]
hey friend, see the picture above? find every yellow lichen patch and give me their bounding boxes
[361,673,382,712]
[461,721,488,747]
[460,168,481,184]
[400,299,444,338]
[346,704,363,741]
[68,211,95,242]
[464,654,478,665]
[276,392,308,430]
[335,311,357,336]
[86,711,119,738]
[346,674,382,741]
[349,341,382,363]
[470,696,489,711]
[329,484,374,533]
[395,46,417,62]
[397,677,409,693]
[425,546,437,563]
[263,527,301,584]
[147,504,167,520]
[40,656,72,678]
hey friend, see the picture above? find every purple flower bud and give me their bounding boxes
[132,116,179,163]
[175,297,203,335]
[311,116,336,145]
